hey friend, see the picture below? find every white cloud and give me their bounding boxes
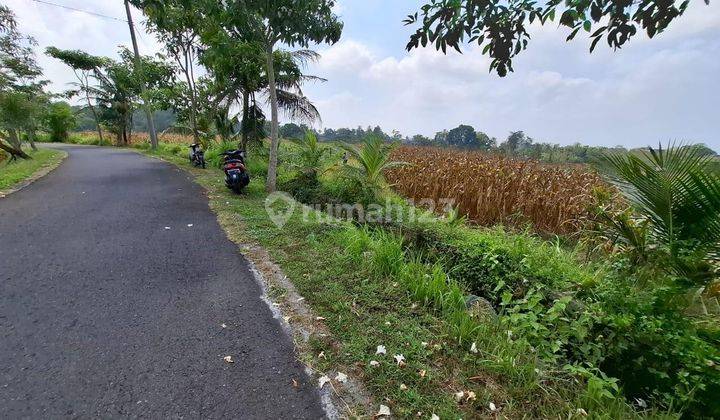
[306,6,720,149]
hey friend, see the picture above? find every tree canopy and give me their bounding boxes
[404,0,708,76]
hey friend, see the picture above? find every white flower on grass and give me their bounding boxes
[394,354,405,366]
[431,414,440,420]
[369,360,380,367]
[376,345,386,355]
[399,383,408,390]
[489,402,497,412]
[376,405,391,417]
[470,342,478,353]
[318,375,331,388]
[454,391,465,401]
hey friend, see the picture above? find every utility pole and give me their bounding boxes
[124,0,159,150]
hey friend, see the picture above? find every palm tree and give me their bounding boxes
[603,143,720,283]
[341,135,406,202]
[290,130,328,177]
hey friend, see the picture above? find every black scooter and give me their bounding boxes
[189,144,206,168]
[221,150,250,193]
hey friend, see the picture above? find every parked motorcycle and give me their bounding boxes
[188,144,206,168]
[221,150,250,193]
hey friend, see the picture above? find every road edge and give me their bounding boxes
[0,149,68,199]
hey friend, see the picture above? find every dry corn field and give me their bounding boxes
[74,131,194,145]
[386,146,608,235]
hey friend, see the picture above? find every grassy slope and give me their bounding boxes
[0,148,65,191]
[137,144,648,419]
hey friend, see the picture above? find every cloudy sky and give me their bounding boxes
[6,0,720,149]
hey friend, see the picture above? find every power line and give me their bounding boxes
[28,0,128,23]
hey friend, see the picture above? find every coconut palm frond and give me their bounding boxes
[275,89,321,124]
[289,49,321,67]
[602,142,720,280]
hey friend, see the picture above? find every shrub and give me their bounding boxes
[44,102,76,142]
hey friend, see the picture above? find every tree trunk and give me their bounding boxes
[180,48,200,145]
[265,41,280,193]
[0,138,30,159]
[86,89,104,145]
[241,90,249,150]
[27,131,37,151]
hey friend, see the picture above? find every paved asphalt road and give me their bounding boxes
[0,145,325,419]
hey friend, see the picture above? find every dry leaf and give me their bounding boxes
[376,345,386,355]
[466,391,476,401]
[283,316,290,323]
[489,402,497,412]
[454,391,465,402]
[315,316,326,321]
[421,341,428,348]
[399,383,408,391]
[431,415,440,420]
[318,351,325,359]
[376,404,391,417]
[384,321,391,326]
[394,354,406,366]
[221,323,227,328]
[292,378,298,388]
[318,375,331,388]
[164,226,171,230]
[223,356,234,363]
[187,224,193,227]
[419,369,426,378]
[335,372,348,383]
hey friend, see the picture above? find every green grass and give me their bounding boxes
[135,141,655,419]
[0,148,65,191]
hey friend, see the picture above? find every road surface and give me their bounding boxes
[0,145,325,418]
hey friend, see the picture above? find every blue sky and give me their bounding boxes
[8,0,720,149]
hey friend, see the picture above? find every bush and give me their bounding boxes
[45,102,76,142]
[394,218,719,416]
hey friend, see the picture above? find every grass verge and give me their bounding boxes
[0,148,66,194]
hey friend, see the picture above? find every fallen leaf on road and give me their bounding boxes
[221,323,227,328]
[187,224,193,227]
[376,404,391,417]
[223,356,234,363]
[315,316,326,321]
[318,375,331,388]
[335,372,347,383]
[292,378,298,388]
[164,226,171,230]
[376,345,386,355]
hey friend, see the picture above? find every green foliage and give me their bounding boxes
[44,102,76,142]
[289,131,328,176]
[603,143,720,284]
[405,0,706,76]
[341,135,405,204]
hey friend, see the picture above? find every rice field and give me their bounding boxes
[385,146,608,234]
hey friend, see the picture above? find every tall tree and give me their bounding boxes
[0,5,46,159]
[405,0,709,76]
[45,47,108,144]
[447,124,480,149]
[209,0,343,192]
[132,0,203,144]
